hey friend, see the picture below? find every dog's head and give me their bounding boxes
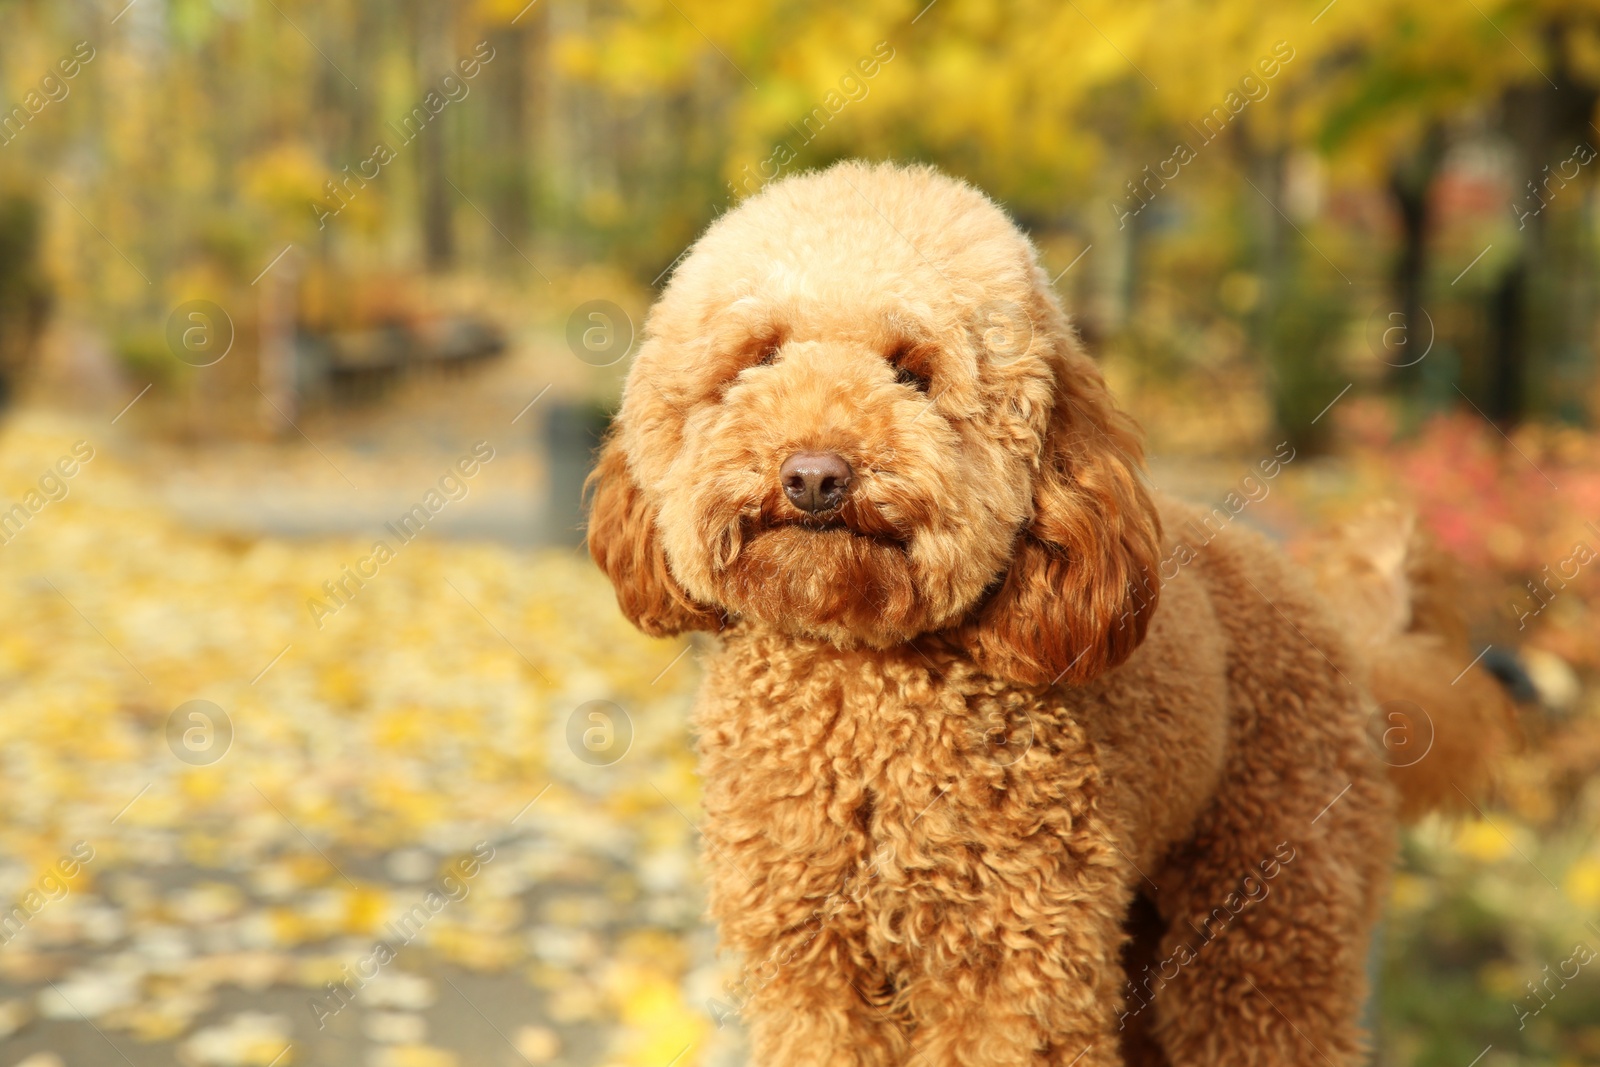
[587,162,1160,686]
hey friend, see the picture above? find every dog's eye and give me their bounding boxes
[889,345,931,392]
[895,365,931,392]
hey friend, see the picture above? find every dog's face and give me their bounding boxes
[588,162,1161,685]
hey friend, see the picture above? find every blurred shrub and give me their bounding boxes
[1261,260,1354,456]
[112,326,188,391]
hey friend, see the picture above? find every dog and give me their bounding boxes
[586,161,1509,1066]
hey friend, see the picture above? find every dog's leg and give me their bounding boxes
[891,877,1134,1067]
[733,931,910,1067]
[699,793,911,1064]
[887,761,1137,1067]
[1144,738,1393,1066]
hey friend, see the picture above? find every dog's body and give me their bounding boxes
[588,162,1505,1065]
[693,501,1389,1066]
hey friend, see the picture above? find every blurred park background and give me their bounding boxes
[1,0,1600,1064]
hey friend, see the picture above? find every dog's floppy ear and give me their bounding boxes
[957,348,1162,686]
[585,431,721,637]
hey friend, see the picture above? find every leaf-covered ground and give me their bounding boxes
[0,409,740,1067]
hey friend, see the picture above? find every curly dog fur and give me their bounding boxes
[587,161,1508,1066]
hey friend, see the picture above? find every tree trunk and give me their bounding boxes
[416,0,455,270]
[1491,20,1600,425]
[488,26,532,245]
[1388,123,1446,399]
[1485,262,1526,424]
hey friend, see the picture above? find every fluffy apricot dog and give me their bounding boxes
[587,161,1507,1066]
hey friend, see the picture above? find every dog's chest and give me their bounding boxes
[698,633,1031,796]
[695,633,1109,954]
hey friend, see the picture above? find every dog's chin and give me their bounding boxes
[715,521,931,646]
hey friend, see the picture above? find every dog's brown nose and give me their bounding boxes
[780,451,853,513]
